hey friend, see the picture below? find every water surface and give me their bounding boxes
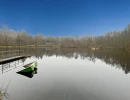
[0,48,130,100]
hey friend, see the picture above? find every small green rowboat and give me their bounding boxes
[17,61,38,78]
[20,61,38,73]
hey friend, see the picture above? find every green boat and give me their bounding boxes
[20,61,38,73]
[17,61,38,78]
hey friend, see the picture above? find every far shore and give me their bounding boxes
[0,45,130,52]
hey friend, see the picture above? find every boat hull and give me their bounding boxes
[17,68,38,78]
[19,61,38,73]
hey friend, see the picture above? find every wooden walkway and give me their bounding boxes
[0,56,29,64]
[0,50,30,64]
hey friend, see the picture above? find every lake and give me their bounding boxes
[0,48,130,100]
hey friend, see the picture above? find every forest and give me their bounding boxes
[0,24,130,50]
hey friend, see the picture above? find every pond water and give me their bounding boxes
[0,48,130,100]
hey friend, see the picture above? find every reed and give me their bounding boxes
[0,82,11,100]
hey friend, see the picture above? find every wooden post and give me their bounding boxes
[9,62,10,68]
[2,64,3,74]
[15,61,16,68]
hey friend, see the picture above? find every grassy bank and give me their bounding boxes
[0,45,130,51]
[0,45,59,48]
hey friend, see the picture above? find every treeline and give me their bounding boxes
[0,24,130,49]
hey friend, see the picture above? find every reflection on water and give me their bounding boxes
[0,58,26,75]
[23,48,130,74]
[0,48,130,100]
[17,68,38,78]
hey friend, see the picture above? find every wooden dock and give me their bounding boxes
[0,56,30,64]
[0,50,31,64]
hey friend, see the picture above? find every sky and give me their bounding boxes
[0,0,130,36]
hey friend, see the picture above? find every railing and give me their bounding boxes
[0,59,24,74]
[0,50,24,61]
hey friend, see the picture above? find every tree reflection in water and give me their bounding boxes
[1,48,130,74]
[23,48,130,74]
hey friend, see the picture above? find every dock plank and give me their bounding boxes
[0,56,30,64]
